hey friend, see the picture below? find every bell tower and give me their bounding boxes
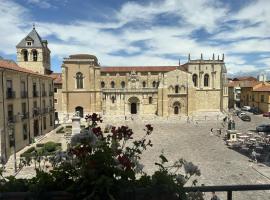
[16,25,51,75]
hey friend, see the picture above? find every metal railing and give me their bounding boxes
[184,184,270,200]
[33,91,39,97]
[21,91,28,98]
[32,108,40,117]
[0,185,269,200]
[102,88,158,93]
[21,112,29,120]
[6,90,16,99]
[7,115,17,123]
[42,91,47,97]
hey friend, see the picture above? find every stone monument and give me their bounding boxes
[72,111,81,136]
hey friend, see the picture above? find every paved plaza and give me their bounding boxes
[4,112,270,199]
[108,114,270,200]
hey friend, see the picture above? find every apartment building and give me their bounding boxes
[0,26,55,163]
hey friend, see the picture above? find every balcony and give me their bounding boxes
[21,91,28,98]
[32,108,40,117]
[42,91,47,97]
[49,91,54,96]
[33,91,39,98]
[7,115,17,123]
[42,108,48,114]
[6,90,16,99]
[21,112,29,120]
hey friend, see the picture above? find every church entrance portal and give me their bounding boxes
[128,97,139,115]
[131,103,137,114]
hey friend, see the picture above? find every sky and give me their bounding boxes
[0,0,270,77]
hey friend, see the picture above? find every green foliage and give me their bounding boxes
[43,142,59,152]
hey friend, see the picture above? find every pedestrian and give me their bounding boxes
[125,116,127,120]
[251,149,257,163]
[210,191,220,200]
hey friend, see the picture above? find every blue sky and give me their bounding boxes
[0,0,269,77]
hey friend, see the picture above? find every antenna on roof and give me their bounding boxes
[33,23,35,29]
[178,59,181,66]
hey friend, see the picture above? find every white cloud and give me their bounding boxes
[0,0,269,75]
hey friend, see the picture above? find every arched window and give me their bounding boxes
[111,81,115,88]
[32,49,38,61]
[22,49,28,61]
[76,72,83,89]
[152,81,156,88]
[204,74,209,87]
[142,81,146,88]
[192,74,198,87]
[149,97,153,104]
[121,81,125,88]
[175,85,179,93]
[101,81,105,88]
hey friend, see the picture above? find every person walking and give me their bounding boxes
[251,149,257,163]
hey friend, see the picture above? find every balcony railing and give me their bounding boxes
[49,91,54,96]
[21,91,28,98]
[33,91,39,97]
[0,184,269,200]
[6,90,16,99]
[32,108,40,117]
[184,184,270,200]
[102,88,158,93]
[7,115,17,123]
[21,112,29,120]
[42,108,48,114]
[42,91,47,97]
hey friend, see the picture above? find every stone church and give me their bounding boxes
[56,53,228,120]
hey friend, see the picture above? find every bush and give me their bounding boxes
[20,147,36,157]
[44,142,58,153]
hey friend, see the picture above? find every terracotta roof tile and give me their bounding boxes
[239,81,261,88]
[0,59,52,78]
[100,66,185,73]
[233,76,257,81]
[253,85,270,92]
[50,73,62,84]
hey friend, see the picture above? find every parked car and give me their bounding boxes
[263,112,270,117]
[240,115,251,121]
[256,124,270,132]
[238,112,247,117]
[241,106,251,111]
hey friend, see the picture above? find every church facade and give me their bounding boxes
[56,54,228,120]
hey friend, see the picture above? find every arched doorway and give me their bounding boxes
[174,106,179,114]
[173,102,181,115]
[75,106,84,118]
[131,103,137,114]
[128,97,140,114]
